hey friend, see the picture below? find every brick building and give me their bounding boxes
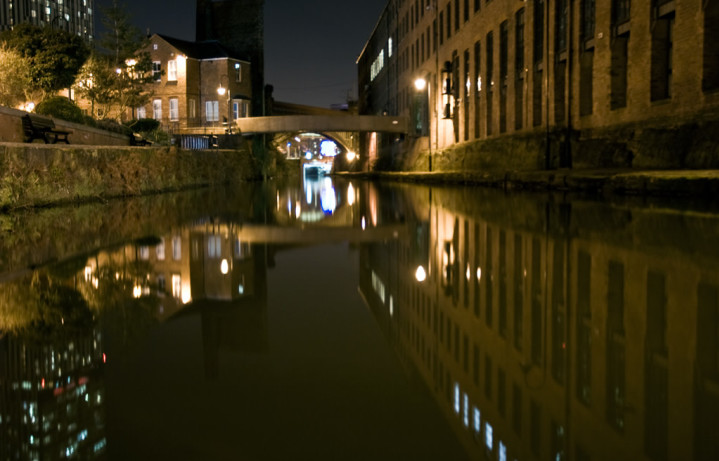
[139,34,252,132]
[358,0,719,171]
[196,0,265,117]
[0,0,94,42]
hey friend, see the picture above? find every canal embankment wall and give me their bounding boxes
[0,142,258,210]
[392,116,719,173]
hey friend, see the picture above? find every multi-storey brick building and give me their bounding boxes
[358,0,719,171]
[139,34,252,132]
[0,0,94,42]
[196,0,264,117]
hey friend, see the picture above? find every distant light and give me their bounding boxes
[347,183,356,206]
[346,151,357,162]
[415,265,427,282]
[392,120,399,124]
[414,77,427,91]
[115,68,121,74]
[217,86,227,96]
[220,259,229,275]
[234,62,240,69]
[476,267,482,281]
[102,353,107,363]
[238,284,245,295]
[125,59,137,67]
[305,152,312,160]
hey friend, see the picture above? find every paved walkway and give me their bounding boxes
[338,169,719,197]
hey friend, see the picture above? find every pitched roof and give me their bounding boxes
[154,34,249,62]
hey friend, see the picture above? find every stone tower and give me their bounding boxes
[197,0,265,115]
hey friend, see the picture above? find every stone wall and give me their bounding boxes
[0,143,258,210]
[0,106,130,146]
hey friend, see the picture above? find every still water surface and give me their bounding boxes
[1,176,718,460]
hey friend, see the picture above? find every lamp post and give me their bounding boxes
[217,75,232,133]
[414,76,431,172]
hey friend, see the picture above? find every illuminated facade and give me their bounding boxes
[358,183,719,460]
[0,0,94,42]
[135,34,252,131]
[358,0,719,171]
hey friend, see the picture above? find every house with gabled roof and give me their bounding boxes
[140,33,252,132]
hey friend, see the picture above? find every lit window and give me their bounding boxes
[172,236,182,260]
[167,60,177,81]
[485,422,493,450]
[206,101,219,122]
[388,37,393,57]
[136,106,146,119]
[156,238,165,260]
[208,236,221,258]
[139,246,150,260]
[152,99,162,120]
[233,101,239,120]
[454,383,460,414]
[473,407,481,433]
[499,441,507,461]
[169,98,179,121]
[172,274,181,298]
[234,62,242,82]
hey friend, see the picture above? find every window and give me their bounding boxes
[172,236,182,260]
[167,59,177,81]
[206,101,219,122]
[152,99,162,120]
[156,238,165,260]
[234,62,242,82]
[136,106,146,119]
[208,235,222,258]
[152,61,161,81]
[172,274,182,298]
[188,98,196,119]
[169,98,179,121]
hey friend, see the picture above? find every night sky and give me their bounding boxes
[95,0,388,108]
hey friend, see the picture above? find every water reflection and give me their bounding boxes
[0,179,718,459]
[358,184,719,461]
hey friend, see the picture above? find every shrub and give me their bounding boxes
[35,96,84,124]
[125,118,160,133]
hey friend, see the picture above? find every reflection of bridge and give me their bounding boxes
[230,224,406,244]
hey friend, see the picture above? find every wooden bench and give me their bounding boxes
[22,114,72,144]
[129,133,152,146]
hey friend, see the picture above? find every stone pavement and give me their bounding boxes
[337,169,719,198]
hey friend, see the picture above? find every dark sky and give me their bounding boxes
[95,0,388,108]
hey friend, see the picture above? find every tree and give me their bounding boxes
[75,1,156,121]
[0,44,32,107]
[0,24,89,100]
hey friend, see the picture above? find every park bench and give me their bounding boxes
[22,114,72,144]
[129,132,152,146]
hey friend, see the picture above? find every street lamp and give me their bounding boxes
[414,76,431,171]
[217,75,232,133]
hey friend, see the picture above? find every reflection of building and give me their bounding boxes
[0,329,106,459]
[359,185,719,460]
[0,0,95,42]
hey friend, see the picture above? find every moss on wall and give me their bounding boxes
[0,144,261,210]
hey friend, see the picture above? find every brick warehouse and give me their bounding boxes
[358,0,719,172]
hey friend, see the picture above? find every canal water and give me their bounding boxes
[0,176,717,460]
